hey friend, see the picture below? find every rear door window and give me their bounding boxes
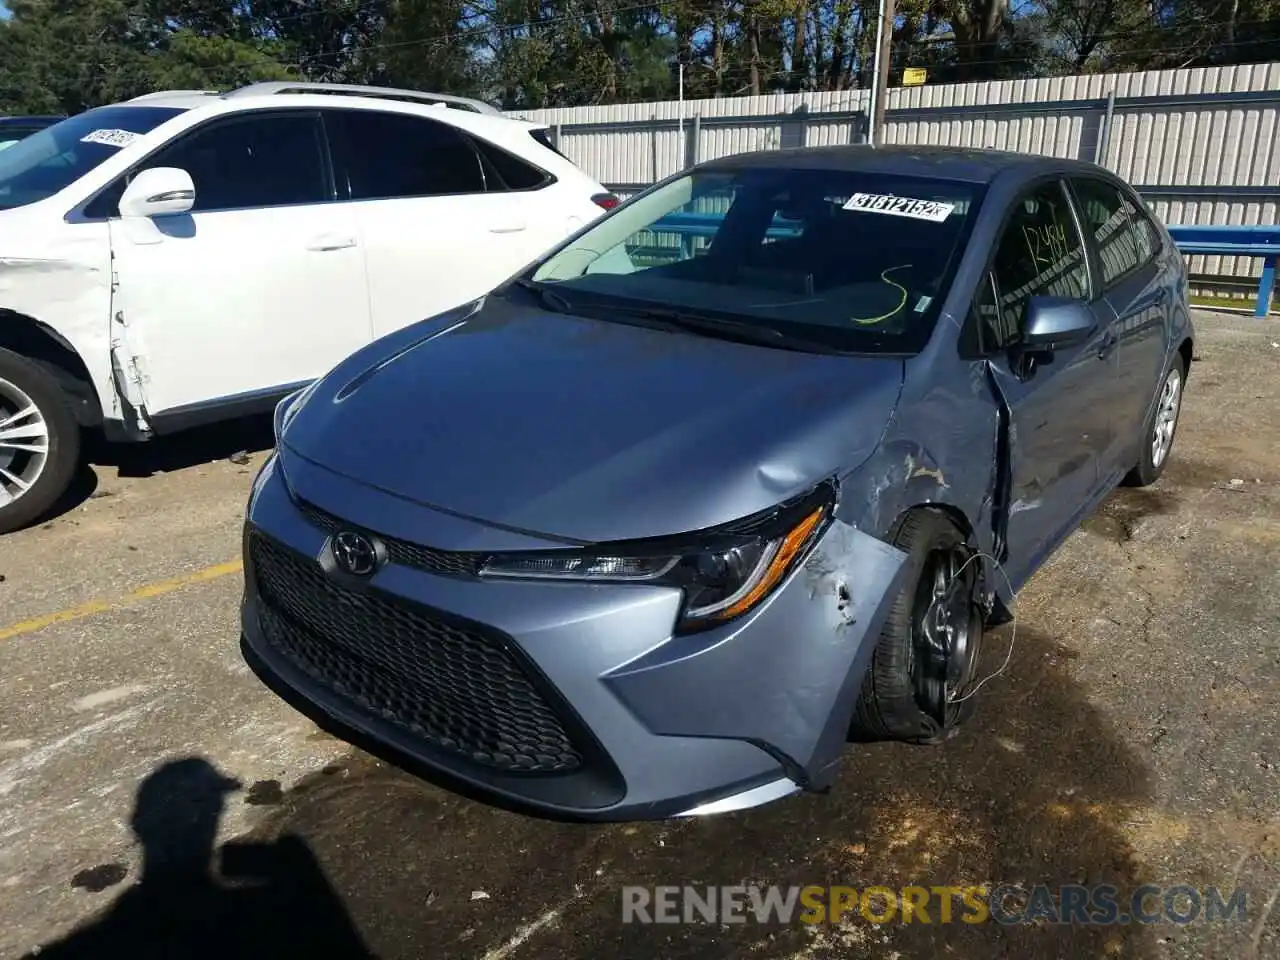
[472,136,551,191]
[1123,192,1162,263]
[1069,177,1156,288]
[323,109,487,200]
[529,128,567,159]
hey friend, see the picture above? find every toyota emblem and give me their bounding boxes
[331,530,381,577]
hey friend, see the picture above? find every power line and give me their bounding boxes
[242,0,385,28]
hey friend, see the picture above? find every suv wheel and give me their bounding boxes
[0,348,80,534]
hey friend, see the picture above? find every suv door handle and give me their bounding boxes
[489,222,527,234]
[305,234,357,252]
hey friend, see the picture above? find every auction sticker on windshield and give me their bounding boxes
[844,193,955,222]
[80,128,141,148]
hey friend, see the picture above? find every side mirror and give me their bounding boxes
[118,167,195,218]
[1021,296,1096,353]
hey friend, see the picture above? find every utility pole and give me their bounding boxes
[867,0,896,146]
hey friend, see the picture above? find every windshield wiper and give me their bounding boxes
[609,304,846,354]
[511,283,861,355]
[511,277,573,314]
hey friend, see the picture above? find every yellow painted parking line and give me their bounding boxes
[0,560,243,642]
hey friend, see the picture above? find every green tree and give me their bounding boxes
[0,0,291,114]
[2,0,1278,117]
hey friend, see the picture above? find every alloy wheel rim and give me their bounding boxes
[0,377,50,508]
[1151,368,1182,469]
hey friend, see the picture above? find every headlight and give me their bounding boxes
[273,380,319,440]
[479,482,835,633]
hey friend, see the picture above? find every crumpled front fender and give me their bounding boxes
[0,222,116,421]
[602,519,909,789]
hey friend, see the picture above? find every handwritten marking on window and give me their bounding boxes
[1022,220,1070,268]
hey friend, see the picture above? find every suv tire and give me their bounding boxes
[0,348,80,535]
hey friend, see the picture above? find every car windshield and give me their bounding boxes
[0,124,46,153]
[528,165,985,353]
[0,106,185,210]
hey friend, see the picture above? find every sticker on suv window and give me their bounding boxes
[80,128,141,148]
[843,193,955,222]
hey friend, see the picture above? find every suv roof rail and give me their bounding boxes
[127,90,221,102]
[225,82,503,116]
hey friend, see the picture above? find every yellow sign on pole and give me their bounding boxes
[902,67,927,87]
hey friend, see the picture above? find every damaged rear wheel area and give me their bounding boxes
[850,508,986,746]
[0,347,79,534]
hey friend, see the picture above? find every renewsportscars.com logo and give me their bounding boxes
[621,884,1249,926]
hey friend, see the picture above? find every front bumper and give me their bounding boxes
[240,450,908,822]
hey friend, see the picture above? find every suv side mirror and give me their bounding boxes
[1021,296,1096,353]
[119,167,196,218]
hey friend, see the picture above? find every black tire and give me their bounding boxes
[0,347,81,535]
[850,508,985,745]
[1122,353,1186,488]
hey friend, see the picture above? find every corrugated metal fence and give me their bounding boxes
[510,62,1280,286]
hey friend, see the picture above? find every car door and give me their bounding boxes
[106,110,372,422]
[322,108,547,339]
[975,178,1115,587]
[1067,176,1170,482]
[469,129,591,253]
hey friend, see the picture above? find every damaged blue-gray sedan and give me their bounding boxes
[240,145,1193,821]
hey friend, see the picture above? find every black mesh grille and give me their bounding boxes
[249,532,582,773]
[297,500,481,578]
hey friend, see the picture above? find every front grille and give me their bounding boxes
[249,532,582,773]
[297,500,481,578]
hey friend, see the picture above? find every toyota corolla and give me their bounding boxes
[240,145,1193,821]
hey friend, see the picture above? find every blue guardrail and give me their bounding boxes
[647,213,1279,318]
[1164,224,1279,318]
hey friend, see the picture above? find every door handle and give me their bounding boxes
[305,234,357,252]
[488,223,527,234]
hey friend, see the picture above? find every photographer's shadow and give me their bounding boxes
[30,757,373,960]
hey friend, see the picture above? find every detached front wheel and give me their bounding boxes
[850,509,985,745]
[0,348,80,535]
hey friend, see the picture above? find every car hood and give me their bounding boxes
[282,296,905,543]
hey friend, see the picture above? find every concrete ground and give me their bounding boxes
[0,311,1277,959]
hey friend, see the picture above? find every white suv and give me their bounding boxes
[0,82,615,533]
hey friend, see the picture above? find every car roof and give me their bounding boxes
[697,144,1109,185]
[102,87,546,135]
[110,92,224,110]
